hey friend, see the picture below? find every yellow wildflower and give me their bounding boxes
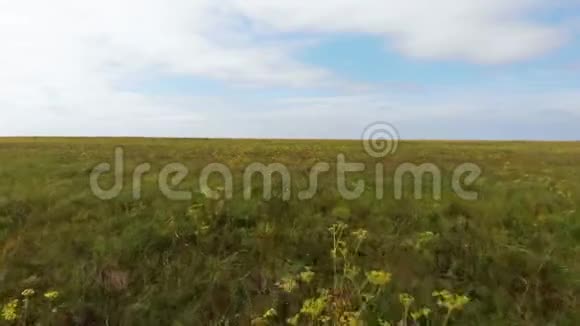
[44,290,60,300]
[262,308,277,319]
[21,289,35,297]
[328,222,348,236]
[319,315,331,323]
[433,290,470,311]
[415,231,436,249]
[366,270,392,286]
[399,293,415,307]
[339,311,363,326]
[277,276,298,293]
[287,313,300,325]
[2,299,18,321]
[410,307,432,320]
[300,291,328,318]
[299,268,315,284]
[352,228,368,241]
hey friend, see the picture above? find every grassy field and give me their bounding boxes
[0,138,579,325]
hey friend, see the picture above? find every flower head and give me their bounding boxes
[366,270,392,286]
[399,293,415,308]
[44,290,60,300]
[277,276,298,293]
[433,290,470,311]
[2,299,18,321]
[328,222,348,236]
[21,289,35,297]
[300,293,328,318]
[299,268,315,284]
[415,231,437,249]
[287,313,300,325]
[352,229,368,241]
[262,308,277,319]
[411,307,432,320]
[339,311,362,325]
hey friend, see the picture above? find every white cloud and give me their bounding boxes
[231,0,567,64]
[0,0,340,136]
[0,0,575,138]
[198,89,580,140]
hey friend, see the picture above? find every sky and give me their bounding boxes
[1,0,580,140]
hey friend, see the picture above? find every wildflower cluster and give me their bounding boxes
[433,290,470,311]
[415,231,437,249]
[262,307,277,319]
[433,290,471,326]
[366,270,392,286]
[276,276,298,293]
[352,228,368,241]
[1,299,18,321]
[410,307,432,321]
[265,223,471,326]
[300,290,329,318]
[44,290,59,300]
[298,267,315,284]
[283,289,332,325]
[1,288,61,322]
[338,311,362,325]
[399,293,415,307]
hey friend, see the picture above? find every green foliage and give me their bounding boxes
[0,138,579,324]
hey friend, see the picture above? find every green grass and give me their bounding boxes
[0,138,579,325]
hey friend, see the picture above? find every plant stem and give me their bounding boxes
[402,306,409,326]
[442,309,453,326]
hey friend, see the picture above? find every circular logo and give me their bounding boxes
[361,122,400,158]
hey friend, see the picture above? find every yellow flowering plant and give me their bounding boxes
[366,270,392,287]
[298,267,315,284]
[300,290,329,320]
[433,290,471,326]
[410,307,431,321]
[44,290,59,300]
[1,299,18,321]
[262,307,276,319]
[276,276,298,293]
[398,293,415,326]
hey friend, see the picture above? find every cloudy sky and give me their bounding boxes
[1,0,579,139]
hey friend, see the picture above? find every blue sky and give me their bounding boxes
[1,0,580,139]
